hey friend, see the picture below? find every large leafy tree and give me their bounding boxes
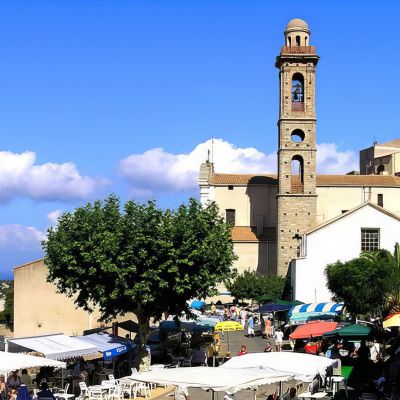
[360,243,400,313]
[43,195,236,368]
[226,269,286,304]
[325,253,394,316]
[0,281,14,330]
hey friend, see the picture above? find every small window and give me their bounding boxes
[377,194,383,207]
[228,185,234,191]
[296,35,300,46]
[361,228,380,251]
[226,209,236,226]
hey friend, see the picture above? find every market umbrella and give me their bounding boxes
[214,321,244,351]
[323,323,371,338]
[256,304,292,313]
[191,300,206,310]
[383,313,400,329]
[289,321,338,340]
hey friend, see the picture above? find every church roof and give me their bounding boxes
[210,173,400,187]
[231,226,276,242]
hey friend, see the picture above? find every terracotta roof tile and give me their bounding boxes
[231,226,276,242]
[210,173,400,187]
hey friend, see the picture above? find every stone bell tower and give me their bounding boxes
[275,19,319,277]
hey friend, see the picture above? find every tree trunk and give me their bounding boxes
[137,312,151,371]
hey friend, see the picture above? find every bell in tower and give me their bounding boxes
[275,19,319,277]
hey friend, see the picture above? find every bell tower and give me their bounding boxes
[275,19,319,276]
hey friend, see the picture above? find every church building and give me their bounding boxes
[198,19,400,303]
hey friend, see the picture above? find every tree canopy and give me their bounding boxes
[226,269,286,304]
[325,249,396,316]
[0,281,14,330]
[43,195,236,333]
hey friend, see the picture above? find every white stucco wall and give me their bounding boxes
[292,204,400,304]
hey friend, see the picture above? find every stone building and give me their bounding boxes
[360,139,400,176]
[198,19,400,299]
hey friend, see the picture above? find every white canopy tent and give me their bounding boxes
[129,366,292,392]
[0,351,66,374]
[7,333,98,360]
[220,352,337,381]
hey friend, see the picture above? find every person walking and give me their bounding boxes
[247,314,255,338]
[274,328,284,351]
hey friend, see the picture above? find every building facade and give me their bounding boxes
[198,19,400,300]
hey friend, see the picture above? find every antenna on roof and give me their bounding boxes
[211,138,214,164]
[373,137,378,146]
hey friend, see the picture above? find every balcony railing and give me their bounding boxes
[281,46,316,55]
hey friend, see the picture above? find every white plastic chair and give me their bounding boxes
[107,385,124,400]
[88,387,106,400]
[78,382,89,400]
[131,381,151,399]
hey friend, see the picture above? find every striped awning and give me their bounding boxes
[288,302,344,317]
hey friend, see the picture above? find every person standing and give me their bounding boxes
[247,314,255,338]
[264,318,272,338]
[239,308,247,328]
[274,328,284,351]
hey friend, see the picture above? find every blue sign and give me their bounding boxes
[103,345,128,361]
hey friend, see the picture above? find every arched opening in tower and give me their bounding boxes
[291,155,304,193]
[292,73,304,112]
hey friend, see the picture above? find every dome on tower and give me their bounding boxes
[285,18,309,33]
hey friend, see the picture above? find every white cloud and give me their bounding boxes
[0,151,108,202]
[0,224,45,251]
[317,143,358,174]
[120,139,358,197]
[119,139,276,196]
[47,209,63,226]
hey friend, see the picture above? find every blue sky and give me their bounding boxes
[0,0,399,278]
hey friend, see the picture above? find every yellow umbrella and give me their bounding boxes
[214,321,244,332]
[383,313,400,329]
[214,321,244,352]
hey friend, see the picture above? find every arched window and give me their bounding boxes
[305,36,308,46]
[292,73,304,111]
[291,155,304,194]
[296,35,301,46]
[377,164,385,174]
[287,36,292,46]
[291,129,305,143]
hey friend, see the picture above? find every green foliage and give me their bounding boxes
[359,243,400,312]
[43,195,237,330]
[0,281,14,330]
[325,253,393,316]
[226,269,286,303]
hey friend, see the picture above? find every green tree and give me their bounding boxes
[43,195,236,368]
[325,254,393,316]
[0,282,14,330]
[226,270,286,304]
[359,243,400,312]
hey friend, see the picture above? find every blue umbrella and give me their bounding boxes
[191,300,206,310]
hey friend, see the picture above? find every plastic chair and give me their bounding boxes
[78,382,89,400]
[88,387,106,400]
[131,381,151,399]
[107,385,124,400]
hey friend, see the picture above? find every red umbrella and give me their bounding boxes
[290,321,339,339]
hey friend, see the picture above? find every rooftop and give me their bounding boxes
[210,173,400,187]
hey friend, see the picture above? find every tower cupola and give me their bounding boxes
[284,18,310,47]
